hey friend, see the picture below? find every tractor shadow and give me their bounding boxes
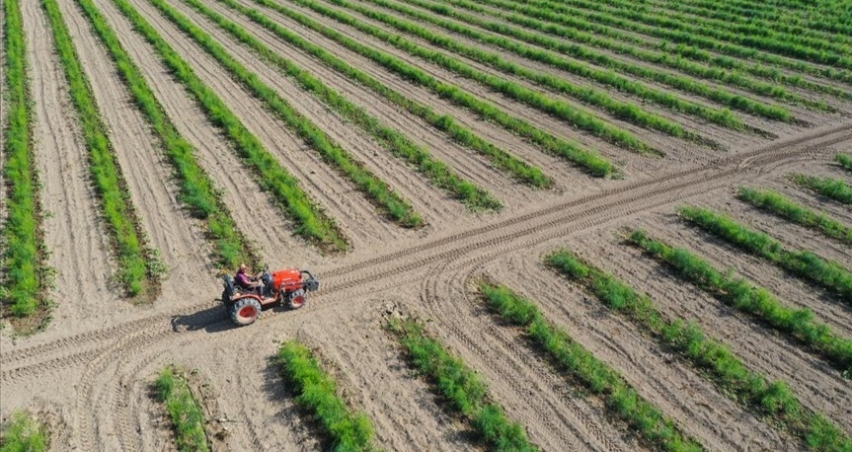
[170,300,234,334]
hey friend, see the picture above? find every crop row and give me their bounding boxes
[793,174,852,206]
[317,0,710,147]
[148,0,423,228]
[0,411,47,451]
[246,0,614,176]
[737,187,852,245]
[109,0,348,252]
[2,0,50,319]
[437,0,825,110]
[566,0,851,62]
[43,0,160,297]
[389,318,538,452]
[837,154,852,173]
[74,0,258,270]
[181,0,500,211]
[678,206,852,300]
[494,0,852,86]
[643,0,851,45]
[277,340,377,452]
[459,0,852,100]
[627,230,852,374]
[677,0,852,36]
[534,0,852,69]
[545,250,852,452]
[210,0,551,189]
[379,0,792,123]
[154,367,210,452]
[479,282,705,452]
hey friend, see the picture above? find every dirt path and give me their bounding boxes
[22,0,122,335]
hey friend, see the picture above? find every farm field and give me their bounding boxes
[1,0,852,449]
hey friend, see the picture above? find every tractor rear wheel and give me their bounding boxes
[230,298,262,326]
[287,289,306,309]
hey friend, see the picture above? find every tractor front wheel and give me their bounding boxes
[230,298,262,326]
[287,289,306,309]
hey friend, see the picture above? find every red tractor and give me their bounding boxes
[221,268,319,326]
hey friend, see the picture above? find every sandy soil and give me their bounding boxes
[2,0,852,450]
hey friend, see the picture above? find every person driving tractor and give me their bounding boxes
[235,263,264,292]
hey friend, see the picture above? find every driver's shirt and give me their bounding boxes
[235,271,252,288]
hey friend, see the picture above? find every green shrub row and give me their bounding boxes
[678,206,852,300]
[212,0,551,189]
[435,0,822,112]
[376,0,789,125]
[497,0,852,86]
[388,318,537,452]
[793,174,852,206]
[182,0,499,212]
[110,0,347,251]
[316,0,681,151]
[147,0,422,228]
[529,0,852,70]
[153,367,210,452]
[42,0,158,297]
[478,283,704,452]
[460,0,852,100]
[0,412,47,452]
[557,0,851,63]
[836,154,852,173]
[627,229,852,374]
[276,340,377,452]
[247,0,614,177]
[2,0,50,318]
[545,250,852,451]
[737,187,852,245]
[74,0,258,270]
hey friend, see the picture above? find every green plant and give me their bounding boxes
[247,0,614,177]
[836,154,852,172]
[42,0,157,296]
[0,412,47,452]
[181,0,500,211]
[277,341,377,452]
[109,0,347,251]
[154,367,210,452]
[627,229,852,374]
[479,283,704,452]
[388,318,537,451]
[792,174,852,205]
[73,0,258,270]
[1,0,52,319]
[678,206,852,300]
[737,187,852,245]
[545,250,852,451]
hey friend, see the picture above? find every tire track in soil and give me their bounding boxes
[2,123,848,371]
[2,126,850,450]
[419,259,629,452]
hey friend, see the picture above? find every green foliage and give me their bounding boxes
[74,0,257,269]
[1,0,51,318]
[628,229,852,375]
[109,0,347,251]
[247,0,614,177]
[678,206,852,300]
[545,250,852,451]
[148,0,421,228]
[212,0,550,189]
[793,174,852,205]
[42,0,156,296]
[389,319,537,451]
[182,0,500,211]
[479,283,704,452]
[836,154,852,172]
[277,341,377,452]
[737,187,852,245]
[0,412,47,452]
[154,367,210,452]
